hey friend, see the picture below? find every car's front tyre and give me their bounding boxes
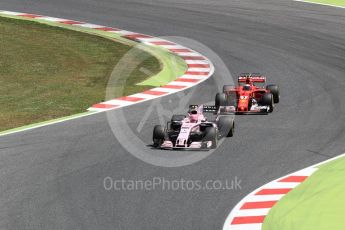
[153,125,165,148]
[204,127,217,149]
[218,116,234,137]
[260,93,274,113]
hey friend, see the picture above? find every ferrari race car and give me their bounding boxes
[215,73,280,114]
[152,105,234,150]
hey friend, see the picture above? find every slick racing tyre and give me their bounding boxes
[217,116,234,137]
[223,85,234,93]
[153,125,165,148]
[261,93,274,113]
[171,114,186,122]
[204,127,217,149]
[215,92,227,110]
[170,115,185,131]
[266,84,280,103]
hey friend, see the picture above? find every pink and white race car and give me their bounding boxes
[152,105,234,150]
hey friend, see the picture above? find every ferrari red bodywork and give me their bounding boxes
[216,73,280,114]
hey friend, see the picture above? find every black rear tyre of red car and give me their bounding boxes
[223,85,234,93]
[266,84,280,103]
[215,92,227,110]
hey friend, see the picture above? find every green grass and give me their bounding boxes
[263,155,345,230]
[0,16,164,131]
[299,0,345,7]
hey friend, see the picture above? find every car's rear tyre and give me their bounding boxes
[223,85,234,93]
[170,115,185,130]
[266,84,280,103]
[227,91,237,107]
[261,93,274,113]
[204,127,217,149]
[215,92,227,110]
[228,121,235,137]
[217,116,234,137]
[153,125,165,147]
[171,115,186,122]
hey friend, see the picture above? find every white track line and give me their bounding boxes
[77,23,104,29]
[235,209,271,217]
[148,87,180,93]
[229,224,263,230]
[294,0,345,9]
[37,16,67,22]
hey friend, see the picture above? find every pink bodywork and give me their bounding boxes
[161,105,212,149]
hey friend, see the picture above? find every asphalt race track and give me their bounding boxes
[1,0,345,229]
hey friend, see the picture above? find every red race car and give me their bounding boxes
[215,73,280,114]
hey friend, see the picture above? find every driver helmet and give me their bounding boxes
[189,110,198,123]
[243,84,251,91]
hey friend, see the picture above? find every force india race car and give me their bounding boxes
[152,105,234,150]
[215,73,280,114]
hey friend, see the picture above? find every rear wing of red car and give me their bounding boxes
[238,73,266,83]
[202,105,217,113]
[189,105,218,113]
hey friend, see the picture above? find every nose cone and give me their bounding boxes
[238,97,248,111]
